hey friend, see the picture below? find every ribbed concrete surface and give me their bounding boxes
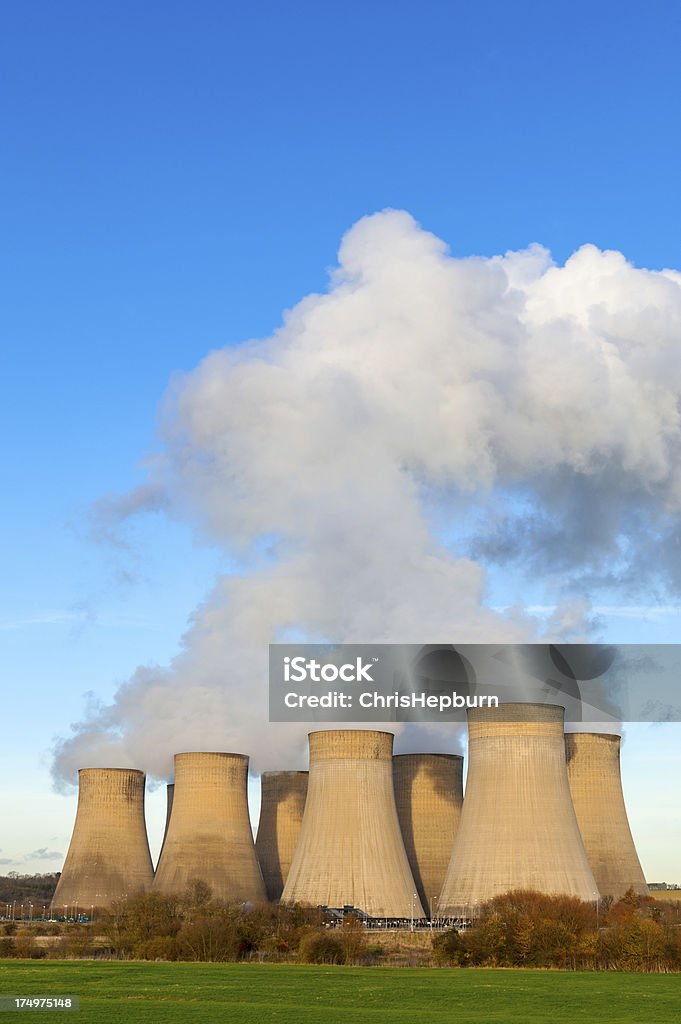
[439,704,599,913]
[52,768,153,911]
[255,771,308,901]
[393,753,463,915]
[156,783,174,867]
[153,752,266,903]
[566,732,649,899]
[281,731,424,918]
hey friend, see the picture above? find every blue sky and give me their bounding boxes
[1,1,680,879]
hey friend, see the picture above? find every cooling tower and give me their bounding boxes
[566,732,649,899]
[281,730,425,918]
[255,771,308,901]
[52,768,153,912]
[393,753,463,916]
[156,783,174,867]
[153,752,266,903]
[439,704,599,914]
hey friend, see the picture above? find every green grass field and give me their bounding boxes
[0,962,679,1023]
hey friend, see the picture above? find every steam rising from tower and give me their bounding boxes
[52,213,681,784]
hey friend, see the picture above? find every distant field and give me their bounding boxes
[649,890,681,904]
[0,962,679,1024]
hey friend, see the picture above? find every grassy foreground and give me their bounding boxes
[0,961,679,1023]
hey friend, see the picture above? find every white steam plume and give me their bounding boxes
[53,210,681,784]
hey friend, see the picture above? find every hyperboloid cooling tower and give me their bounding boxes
[153,752,266,903]
[52,768,154,911]
[393,753,463,916]
[566,732,649,899]
[157,783,174,865]
[255,771,308,901]
[281,730,425,918]
[438,704,599,914]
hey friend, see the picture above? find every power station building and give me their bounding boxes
[54,709,653,917]
[52,768,154,911]
[566,732,649,899]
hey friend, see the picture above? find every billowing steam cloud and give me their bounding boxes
[53,210,681,785]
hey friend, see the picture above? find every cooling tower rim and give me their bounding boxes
[307,728,395,740]
[77,766,145,776]
[308,729,395,759]
[473,701,566,711]
[565,731,622,742]
[468,700,566,718]
[393,752,463,762]
[260,770,309,778]
[173,750,249,760]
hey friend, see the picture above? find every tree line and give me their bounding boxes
[433,889,681,972]
[0,873,59,904]
[1,883,680,971]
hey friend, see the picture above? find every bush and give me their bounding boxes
[175,915,242,962]
[364,944,386,964]
[13,935,46,959]
[432,928,463,965]
[136,935,177,961]
[60,928,93,959]
[337,916,367,965]
[298,930,344,965]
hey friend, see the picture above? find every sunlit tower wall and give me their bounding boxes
[255,771,308,901]
[281,730,425,918]
[565,732,649,899]
[153,752,266,903]
[393,753,463,916]
[439,704,599,915]
[52,768,154,912]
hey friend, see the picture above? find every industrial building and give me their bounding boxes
[53,709,653,918]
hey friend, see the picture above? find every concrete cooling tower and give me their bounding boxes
[393,753,463,916]
[566,732,649,899]
[156,783,174,866]
[255,771,308,901]
[52,768,153,912]
[164,783,174,841]
[153,752,266,903]
[439,704,599,915]
[281,730,425,918]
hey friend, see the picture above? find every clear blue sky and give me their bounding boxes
[1,1,680,878]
